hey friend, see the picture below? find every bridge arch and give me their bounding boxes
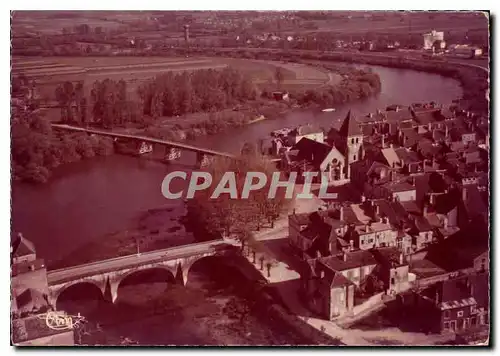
[183,254,241,287]
[52,279,106,312]
[111,265,178,304]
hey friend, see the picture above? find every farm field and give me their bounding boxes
[12,56,333,104]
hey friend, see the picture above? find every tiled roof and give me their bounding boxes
[381,147,400,168]
[371,247,407,267]
[292,137,335,168]
[385,109,413,123]
[394,147,420,163]
[320,250,377,271]
[414,215,434,232]
[12,234,36,258]
[330,271,355,288]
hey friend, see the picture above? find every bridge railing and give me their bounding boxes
[51,124,235,158]
[47,239,225,276]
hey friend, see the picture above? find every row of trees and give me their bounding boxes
[12,77,115,183]
[11,113,114,183]
[187,151,291,245]
[294,70,382,107]
[55,79,143,129]
[137,67,257,118]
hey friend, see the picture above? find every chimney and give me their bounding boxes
[343,252,348,261]
[349,240,354,251]
[365,225,370,233]
[340,206,344,221]
[368,112,373,118]
[469,280,474,296]
[399,253,404,265]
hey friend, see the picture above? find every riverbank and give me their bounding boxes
[207,48,487,114]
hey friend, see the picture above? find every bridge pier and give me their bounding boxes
[138,141,153,155]
[164,147,182,162]
[196,152,213,168]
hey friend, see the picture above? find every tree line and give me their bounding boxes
[137,67,257,118]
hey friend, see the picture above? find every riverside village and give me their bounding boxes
[12,99,489,346]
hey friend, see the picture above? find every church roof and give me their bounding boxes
[339,110,362,138]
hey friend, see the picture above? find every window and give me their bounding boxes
[353,155,357,161]
[351,138,354,144]
[444,322,450,329]
[320,271,325,278]
[356,138,359,144]
[444,310,450,319]
[457,311,464,317]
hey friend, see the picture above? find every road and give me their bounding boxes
[47,239,225,285]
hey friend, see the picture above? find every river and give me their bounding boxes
[11,63,462,345]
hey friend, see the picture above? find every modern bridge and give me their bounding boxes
[46,240,238,308]
[51,123,281,165]
[51,124,236,167]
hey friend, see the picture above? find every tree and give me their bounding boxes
[274,67,285,90]
[188,152,291,254]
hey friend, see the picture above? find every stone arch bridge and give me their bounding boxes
[46,240,239,309]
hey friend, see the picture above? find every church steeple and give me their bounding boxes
[339,110,362,138]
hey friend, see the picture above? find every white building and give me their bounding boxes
[423,30,444,50]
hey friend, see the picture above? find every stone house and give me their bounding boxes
[414,272,489,334]
[286,124,324,145]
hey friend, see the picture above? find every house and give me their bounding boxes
[414,271,489,334]
[11,235,76,346]
[346,200,398,250]
[371,180,417,203]
[425,217,489,274]
[315,250,378,288]
[306,259,356,320]
[272,91,289,101]
[305,247,410,320]
[409,215,435,251]
[11,233,36,265]
[11,234,50,315]
[371,247,410,294]
[287,124,324,145]
[288,209,350,259]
